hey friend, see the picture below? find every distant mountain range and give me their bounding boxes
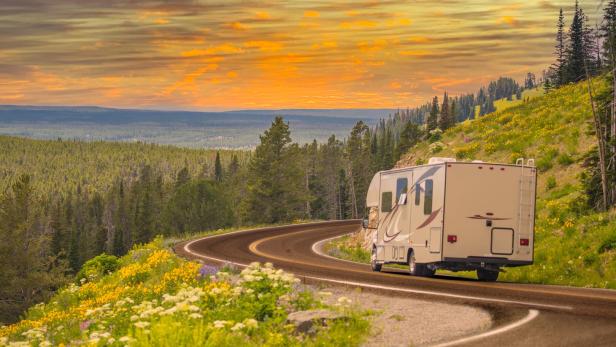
[0,105,392,148]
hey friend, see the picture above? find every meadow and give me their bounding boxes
[0,236,369,346]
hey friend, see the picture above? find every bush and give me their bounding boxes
[545,176,557,191]
[557,153,575,166]
[76,253,119,283]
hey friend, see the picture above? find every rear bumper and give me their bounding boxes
[443,257,533,267]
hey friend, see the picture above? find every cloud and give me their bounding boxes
[244,41,284,52]
[181,44,243,57]
[499,16,518,27]
[304,10,320,18]
[255,11,271,20]
[339,20,377,29]
[226,22,248,31]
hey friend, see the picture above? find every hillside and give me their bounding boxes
[335,80,616,288]
[0,237,368,345]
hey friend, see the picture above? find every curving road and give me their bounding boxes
[175,220,616,346]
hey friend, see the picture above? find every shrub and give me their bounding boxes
[76,253,119,283]
[545,176,557,191]
[557,153,575,166]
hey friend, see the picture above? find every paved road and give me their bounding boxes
[175,220,616,346]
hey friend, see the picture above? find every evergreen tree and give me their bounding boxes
[244,117,307,223]
[439,92,450,130]
[552,8,567,87]
[228,154,240,176]
[565,1,587,83]
[214,151,223,182]
[602,0,616,69]
[0,175,69,323]
[398,122,422,157]
[427,96,439,132]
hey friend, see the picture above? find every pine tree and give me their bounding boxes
[602,0,616,69]
[552,8,567,87]
[214,151,223,182]
[228,154,240,176]
[427,96,439,132]
[244,117,307,223]
[439,92,450,130]
[565,1,586,83]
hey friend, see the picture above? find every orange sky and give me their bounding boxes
[0,0,602,110]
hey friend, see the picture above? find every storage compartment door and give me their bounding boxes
[491,228,514,255]
[429,227,441,253]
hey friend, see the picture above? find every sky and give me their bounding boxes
[0,0,603,110]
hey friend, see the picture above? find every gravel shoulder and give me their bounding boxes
[315,285,492,347]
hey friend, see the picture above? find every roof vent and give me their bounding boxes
[428,157,457,164]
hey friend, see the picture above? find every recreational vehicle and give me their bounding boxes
[363,157,536,281]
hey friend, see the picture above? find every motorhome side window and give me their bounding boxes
[415,183,421,205]
[424,179,433,215]
[381,192,392,212]
[396,178,408,201]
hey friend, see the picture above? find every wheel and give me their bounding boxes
[370,247,382,272]
[477,268,499,282]
[408,250,434,277]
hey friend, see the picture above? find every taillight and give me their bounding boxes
[447,235,457,243]
[520,238,529,246]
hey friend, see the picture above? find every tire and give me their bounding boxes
[371,247,382,272]
[477,268,499,282]
[408,250,435,277]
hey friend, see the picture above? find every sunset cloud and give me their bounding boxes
[0,0,601,110]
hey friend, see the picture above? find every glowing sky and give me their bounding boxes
[0,0,602,110]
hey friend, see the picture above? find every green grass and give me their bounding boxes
[0,235,369,346]
[336,79,616,289]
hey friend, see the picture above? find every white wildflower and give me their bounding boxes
[119,336,132,343]
[134,321,150,329]
[189,313,203,319]
[213,320,228,328]
[231,323,245,331]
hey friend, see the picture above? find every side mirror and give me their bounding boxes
[362,218,369,229]
[398,193,407,205]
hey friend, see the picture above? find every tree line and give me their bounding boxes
[542,0,616,210]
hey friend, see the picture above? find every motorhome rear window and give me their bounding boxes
[396,178,408,201]
[415,183,421,205]
[381,192,392,212]
[424,179,433,215]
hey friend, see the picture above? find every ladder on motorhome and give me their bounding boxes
[516,158,536,236]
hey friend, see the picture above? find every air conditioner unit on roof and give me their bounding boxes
[428,157,457,164]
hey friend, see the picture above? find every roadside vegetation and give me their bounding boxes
[0,237,369,346]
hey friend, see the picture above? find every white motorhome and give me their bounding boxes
[363,157,536,281]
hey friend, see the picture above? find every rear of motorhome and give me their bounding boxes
[363,157,536,281]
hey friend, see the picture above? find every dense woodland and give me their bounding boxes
[2,0,616,326]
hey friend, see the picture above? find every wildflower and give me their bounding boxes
[231,323,245,331]
[134,321,150,329]
[130,315,139,321]
[189,313,203,319]
[318,291,332,297]
[199,264,218,278]
[213,320,228,328]
[244,319,258,328]
[79,320,91,330]
[40,341,52,347]
[119,336,132,343]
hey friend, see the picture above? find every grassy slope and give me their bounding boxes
[336,80,616,288]
[0,235,368,346]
